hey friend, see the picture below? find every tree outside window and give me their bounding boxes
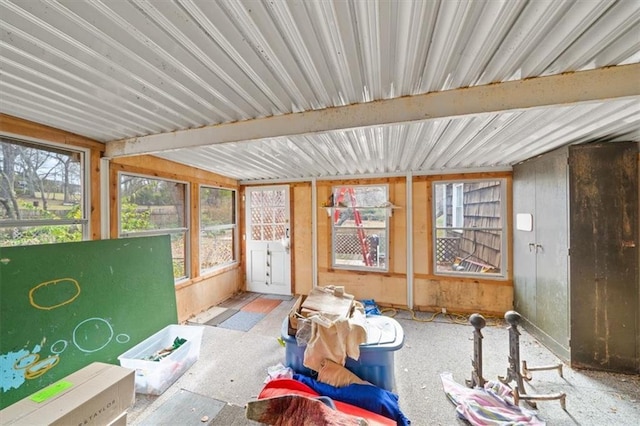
[0,137,86,246]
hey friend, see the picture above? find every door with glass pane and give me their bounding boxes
[245,186,291,295]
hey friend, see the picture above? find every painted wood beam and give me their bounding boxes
[105,64,640,158]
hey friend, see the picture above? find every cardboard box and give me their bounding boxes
[288,287,355,335]
[117,324,204,395]
[108,412,127,426]
[287,295,306,335]
[0,362,134,426]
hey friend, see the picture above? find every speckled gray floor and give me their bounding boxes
[128,294,640,426]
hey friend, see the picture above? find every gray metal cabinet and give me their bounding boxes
[514,148,570,362]
[513,142,639,374]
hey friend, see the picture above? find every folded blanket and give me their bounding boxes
[294,374,411,426]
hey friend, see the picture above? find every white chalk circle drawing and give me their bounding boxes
[1,316,120,392]
[116,334,130,344]
[50,340,68,354]
[29,278,81,310]
[73,318,114,353]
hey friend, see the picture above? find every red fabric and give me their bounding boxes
[259,379,395,426]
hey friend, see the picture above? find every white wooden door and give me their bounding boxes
[245,186,291,295]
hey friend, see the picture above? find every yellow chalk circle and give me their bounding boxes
[29,278,80,310]
[25,355,59,379]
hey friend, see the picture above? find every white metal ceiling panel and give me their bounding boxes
[1,0,639,182]
[153,98,640,181]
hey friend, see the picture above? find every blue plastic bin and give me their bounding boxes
[281,315,404,391]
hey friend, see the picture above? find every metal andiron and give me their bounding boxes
[466,313,486,388]
[498,310,566,409]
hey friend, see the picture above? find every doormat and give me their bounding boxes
[219,292,261,309]
[205,308,239,327]
[137,389,226,425]
[217,311,266,332]
[241,298,282,314]
[261,294,294,301]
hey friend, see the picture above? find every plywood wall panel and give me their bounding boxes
[389,180,407,274]
[318,271,407,306]
[412,180,429,275]
[413,277,512,317]
[175,267,242,323]
[292,184,313,295]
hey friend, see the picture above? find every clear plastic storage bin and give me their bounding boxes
[118,324,204,395]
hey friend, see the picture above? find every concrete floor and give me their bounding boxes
[129,293,640,425]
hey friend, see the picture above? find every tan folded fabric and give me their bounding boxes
[317,358,371,387]
[303,303,367,372]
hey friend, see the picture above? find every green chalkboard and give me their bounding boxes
[0,235,178,409]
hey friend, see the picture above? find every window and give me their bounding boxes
[199,186,237,273]
[331,185,388,271]
[119,174,188,281]
[0,137,87,246]
[433,179,505,277]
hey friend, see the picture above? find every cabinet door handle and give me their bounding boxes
[535,244,543,252]
[528,243,535,252]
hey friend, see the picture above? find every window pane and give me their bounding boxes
[1,224,83,247]
[200,228,234,271]
[200,186,236,272]
[200,187,234,226]
[171,232,187,280]
[331,185,388,271]
[0,137,86,247]
[436,229,502,274]
[434,180,503,276]
[119,174,188,282]
[119,176,186,233]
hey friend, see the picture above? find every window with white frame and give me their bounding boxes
[433,179,505,277]
[199,186,236,273]
[119,174,188,281]
[331,185,389,271]
[0,137,87,246]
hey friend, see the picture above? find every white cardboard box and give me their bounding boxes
[118,324,204,395]
[0,362,134,426]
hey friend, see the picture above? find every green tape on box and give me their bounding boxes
[29,380,73,403]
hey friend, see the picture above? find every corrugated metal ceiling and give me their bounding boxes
[1,0,639,182]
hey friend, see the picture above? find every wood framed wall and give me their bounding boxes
[109,156,242,322]
[314,177,409,306]
[296,173,513,316]
[412,172,513,316]
[2,114,514,320]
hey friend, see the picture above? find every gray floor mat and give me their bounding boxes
[205,308,239,326]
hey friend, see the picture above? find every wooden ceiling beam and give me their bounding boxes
[105,63,640,158]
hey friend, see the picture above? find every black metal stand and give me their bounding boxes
[498,310,566,410]
[466,313,486,388]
